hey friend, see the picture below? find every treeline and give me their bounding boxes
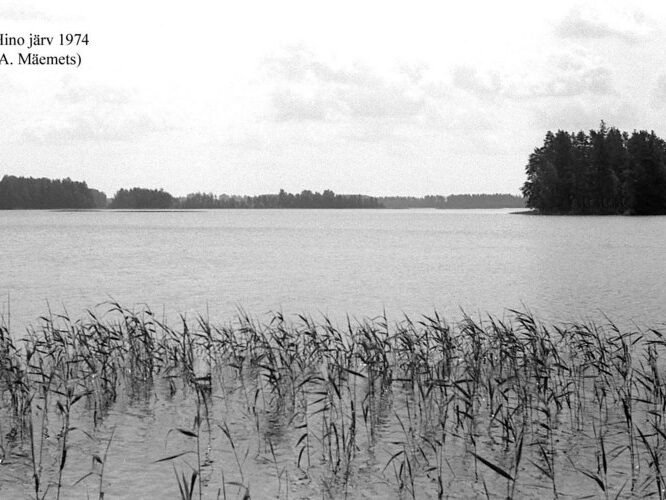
[522,122,666,214]
[0,175,106,209]
[1,176,525,211]
[0,180,382,210]
[174,189,382,209]
[110,188,173,209]
[379,194,525,209]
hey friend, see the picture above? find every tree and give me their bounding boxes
[623,131,666,214]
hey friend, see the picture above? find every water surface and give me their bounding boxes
[2,208,666,499]
[1,209,665,330]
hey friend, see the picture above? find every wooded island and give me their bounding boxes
[522,122,666,214]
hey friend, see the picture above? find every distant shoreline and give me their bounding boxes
[42,207,523,213]
[1,175,524,210]
[50,209,204,213]
[0,206,528,212]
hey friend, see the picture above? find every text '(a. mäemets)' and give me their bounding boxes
[0,52,81,66]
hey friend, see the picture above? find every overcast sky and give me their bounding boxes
[1,0,666,196]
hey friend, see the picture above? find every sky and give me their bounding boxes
[1,0,666,197]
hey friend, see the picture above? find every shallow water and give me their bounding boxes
[1,309,662,499]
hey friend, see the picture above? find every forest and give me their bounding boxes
[0,180,383,209]
[110,187,174,209]
[522,122,666,214]
[174,189,383,209]
[379,193,524,209]
[1,175,524,210]
[0,175,106,209]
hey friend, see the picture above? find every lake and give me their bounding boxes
[1,209,665,331]
[2,209,666,499]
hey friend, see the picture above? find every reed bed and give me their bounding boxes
[1,304,666,498]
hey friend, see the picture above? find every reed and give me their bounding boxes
[1,304,666,498]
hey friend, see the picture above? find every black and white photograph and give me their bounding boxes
[2,0,666,498]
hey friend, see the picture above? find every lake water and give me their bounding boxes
[2,208,666,499]
[1,209,665,331]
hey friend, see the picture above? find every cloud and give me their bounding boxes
[453,52,615,101]
[23,113,162,144]
[0,4,52,21]
[341,84,426,120]
[652,75,666,109]
[55,80,131,106]
[530,99,636,132]
[452,66,502,97]
[520,56,614,98]
[21,80,167,144]
[272,90,330,122]
[555,8,651,43]
[266,46,377,87]
[264,47,432,139]
[260,46,528,154]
